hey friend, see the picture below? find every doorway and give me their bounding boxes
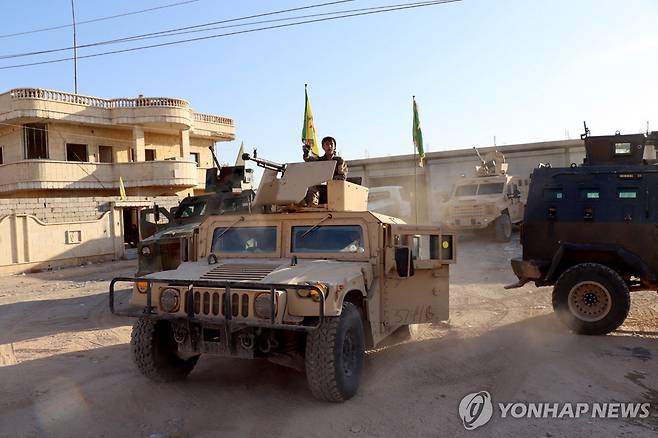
[122,207,140,248]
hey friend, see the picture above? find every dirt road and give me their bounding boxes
[0,237,656,437]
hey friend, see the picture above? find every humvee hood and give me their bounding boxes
[142,222,199,242]
[146,259,369,287]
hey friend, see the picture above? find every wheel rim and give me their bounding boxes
[342,329,357,377]
[567,281,613,322]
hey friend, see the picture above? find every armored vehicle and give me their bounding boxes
[442,149,527,241]
[367,185,412,222]
[110,154,456,402]
[507,129,658,335]
[136,163,254,276]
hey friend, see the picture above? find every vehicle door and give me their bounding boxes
[382,224,456,325]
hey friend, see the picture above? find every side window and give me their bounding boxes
[579,189,600,200]
[543,189,564,201]
[617,188,638,199]
[614,143,632,155]
[24,123,48,159]
[398,234,453,261]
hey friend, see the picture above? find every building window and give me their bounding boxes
[66,143,88,162]
[23,123,48,159]
[98,145,113,163]
[145,149,156,161]
[189,152,200,167]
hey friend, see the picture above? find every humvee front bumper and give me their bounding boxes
[109,277,325,332]
[505,258,548,289]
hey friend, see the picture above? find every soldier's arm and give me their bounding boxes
[334,157,348,180]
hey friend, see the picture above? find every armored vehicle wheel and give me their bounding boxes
[493,213,512,242]
[552,263,630,335]
[305,302,365,402]
[131,317,199,382]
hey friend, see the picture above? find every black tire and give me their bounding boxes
[131,317,199,382]
[493,213,512,242]
[552,263,630,335]
[305,302,365,402]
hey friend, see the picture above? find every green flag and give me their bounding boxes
[413,96,425,167]
[302,84,320,157]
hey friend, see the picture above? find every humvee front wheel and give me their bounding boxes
[131,317,199,382]
[305,302,365,402]
[493,213,512,242]
[552,263,630,335]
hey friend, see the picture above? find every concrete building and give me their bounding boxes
[349,139,587,224]
[0,87,234,274]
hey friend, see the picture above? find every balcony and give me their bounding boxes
[0,88,235,141]
[0,160,200,193]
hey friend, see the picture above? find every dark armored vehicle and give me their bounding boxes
[508,128,658,335]
[136,163,254,276]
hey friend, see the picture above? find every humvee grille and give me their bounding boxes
[451,205,484,216]
[201,263,278,282]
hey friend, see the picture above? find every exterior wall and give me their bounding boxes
[0,196,179,223]
[0,213,115,274]
[0,126,22,163]
[349,140,587,224]
[0,195,180,275]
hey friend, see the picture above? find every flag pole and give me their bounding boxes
[413,95,418,225]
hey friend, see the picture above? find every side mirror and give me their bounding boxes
[394,247,415,277]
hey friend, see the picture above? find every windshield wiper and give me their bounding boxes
[300,214,333,239]
[214,215,245,240]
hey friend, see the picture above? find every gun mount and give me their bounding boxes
[474,147,508,177]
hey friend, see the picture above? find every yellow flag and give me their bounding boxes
[119,176,127,200]
[301,84,320,157]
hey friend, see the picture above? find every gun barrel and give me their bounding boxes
[208,146,221,169]
[473,146,485,162]
[242,153,286,172]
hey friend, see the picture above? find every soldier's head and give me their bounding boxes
[321,136,337,157]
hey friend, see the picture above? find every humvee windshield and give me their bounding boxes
[291,225,364,253]
[454,182,505,196]
[211,226,277,253]
[174,197,208,219]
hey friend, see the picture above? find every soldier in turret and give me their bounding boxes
[302,136,348,205]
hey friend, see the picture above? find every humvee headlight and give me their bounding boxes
[296,288,324,302]
[140,246,152,257]
[159,288,180,313]
[136,280,149,294]
[254,293,276,319]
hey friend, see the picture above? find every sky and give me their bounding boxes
[2,0,658,166]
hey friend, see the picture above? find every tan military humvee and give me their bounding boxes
[441,149,527,242]
[110,154,456,402]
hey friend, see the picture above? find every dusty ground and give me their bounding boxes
[0,235,657,438]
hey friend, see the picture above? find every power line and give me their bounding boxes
[0,0,359,60]
[0,0,460,70]
[0,0,202,39]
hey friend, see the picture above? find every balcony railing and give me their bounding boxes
[0,160,201,193]
[8,88,190,109]
[0,87,235,140]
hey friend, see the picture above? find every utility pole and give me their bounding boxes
[71,0,78,94]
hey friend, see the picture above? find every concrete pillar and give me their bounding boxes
[180,129,190,160]
[132,126,145,162]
